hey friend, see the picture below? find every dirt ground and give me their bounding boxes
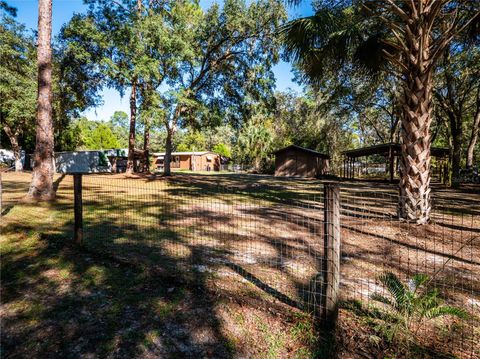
[1,171,479,358]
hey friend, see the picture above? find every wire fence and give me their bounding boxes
[340,189,479,357]
[1,172,478,357]
[79,175,331,318]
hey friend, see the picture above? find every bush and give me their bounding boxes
[370,272,468,355]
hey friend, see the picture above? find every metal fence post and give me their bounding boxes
[322,183,341,328]
[73,173,83,245]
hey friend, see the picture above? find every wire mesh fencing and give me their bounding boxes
[79,174,333,319]
[340,187,479,358]
[1,171,478,357]
[76,174,479,357]
[0,171,74,223]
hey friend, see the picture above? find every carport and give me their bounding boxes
[342,143,450,183]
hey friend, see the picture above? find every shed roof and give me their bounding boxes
[55,148,128,155]
[152,151,215,156]
[273,145,329,158]
[342,143,449,158]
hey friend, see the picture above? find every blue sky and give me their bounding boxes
[9,0,312,121]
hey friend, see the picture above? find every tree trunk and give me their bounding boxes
[164,125,173,176]
[398,8,433,224]
[466,101,480,169]
[27,0,54,200]
[451,122,463,187]
[14,151,22,172]
[126,83,137,174]
[255,157,261,172]
[3,126,23,171]
[143,117,150,173]
[441,46,463,188]
[164,107,183,176]
[388,146,394,182]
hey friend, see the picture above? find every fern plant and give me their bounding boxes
[371,272,468,352]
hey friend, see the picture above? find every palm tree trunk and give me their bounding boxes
[398,9,433,224]
[399,84,433,224]
[28,0,54,199]
[126,82,137,174]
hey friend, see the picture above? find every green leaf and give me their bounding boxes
[425,306,469,320]
[371,293,393,307]
[378,272,409,311]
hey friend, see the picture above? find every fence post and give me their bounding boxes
[322,183,341,328]
[73,173,83,245]
[0,171,3,217]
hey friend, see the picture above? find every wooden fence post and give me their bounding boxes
[322,183,341,328]
[0,171,3,217]
[73,173,83,245]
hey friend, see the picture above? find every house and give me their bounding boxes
[54,149,148,173]
[0,149,26,169]
[106,149,148,173]
[153,151,224,172]
[55,150,114,173]
[274,145,330,178]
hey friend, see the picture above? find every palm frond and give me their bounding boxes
[425,306,469,320]
[280,4,388,86]
[280,10,339,63]
[417,288,441,311]
[378,272,409,310]
[353,33,387,74]
[371,292,393,307]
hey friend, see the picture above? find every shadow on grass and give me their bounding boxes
[1,216,233,358]
[2,173,477,358]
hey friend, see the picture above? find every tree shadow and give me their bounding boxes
[52,173,66,192]
[2,173,478,358]
[1,212,233,358]
[1,205,13,216]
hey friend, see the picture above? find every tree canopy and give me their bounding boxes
[1,0,478,211]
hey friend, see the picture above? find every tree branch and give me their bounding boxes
[383,0,412,23]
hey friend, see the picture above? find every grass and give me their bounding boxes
[2,212,178,356]
[1,171,479,358]
[259,322,286,359]
[1,172,328,358]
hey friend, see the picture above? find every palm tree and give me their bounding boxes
[372,272,468,352]
[282,1,479,224]
[28,0,55,199]
[238,115,274,172]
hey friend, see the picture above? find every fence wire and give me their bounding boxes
[81,175,328,317]
[1,172,478,358]
[340,187,479,358]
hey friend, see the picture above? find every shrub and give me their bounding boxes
[371,272,468,354]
